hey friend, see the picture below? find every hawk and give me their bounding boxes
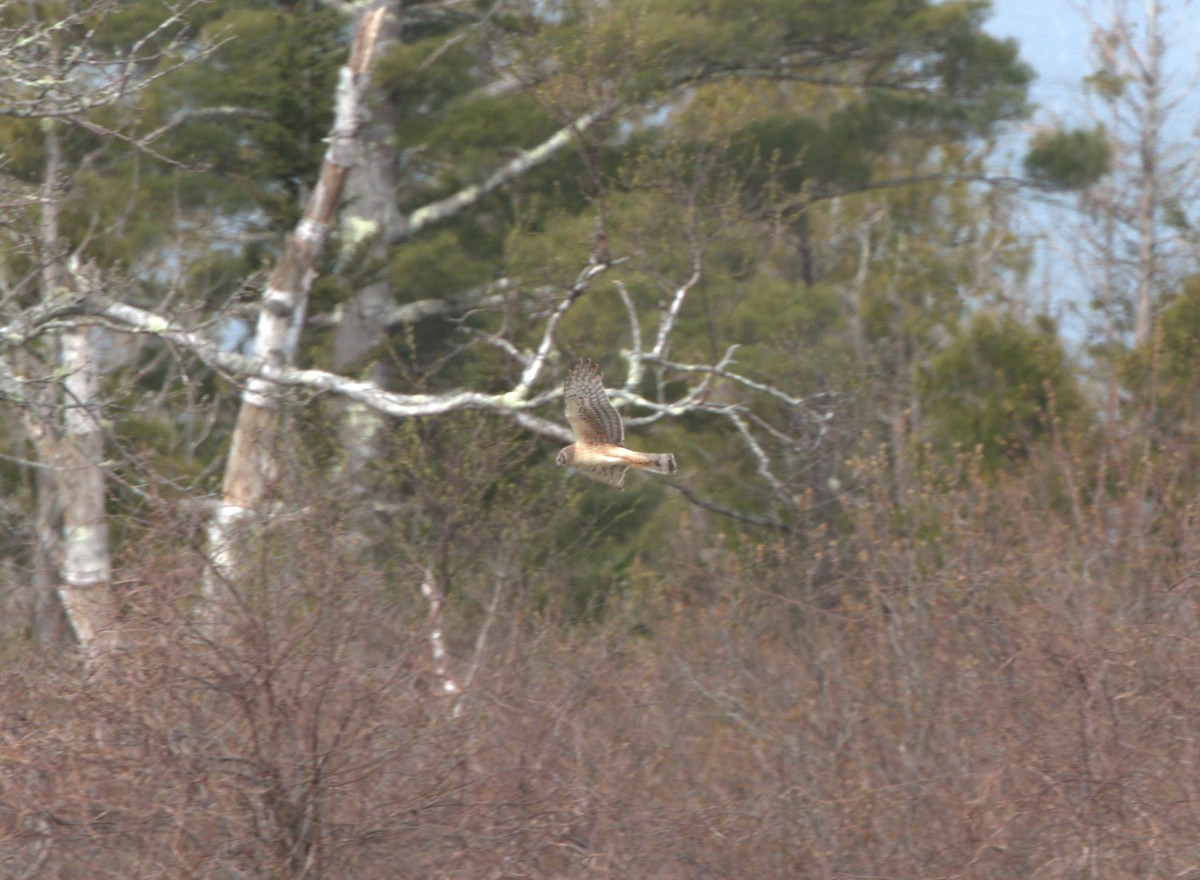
[556,359,677,489]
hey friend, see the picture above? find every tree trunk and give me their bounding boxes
[333,1,403,496]
[32,467,70,647]
[1132,0,1163,350]
[203,6,389,610]
[39,117,118,653]
[57,320,117,651]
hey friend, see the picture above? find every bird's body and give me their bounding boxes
[556,359,677,489]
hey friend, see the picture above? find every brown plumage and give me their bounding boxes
[556,359,677,489]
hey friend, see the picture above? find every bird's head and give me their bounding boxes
[556,447,574,468]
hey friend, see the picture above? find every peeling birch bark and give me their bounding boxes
[36,114,118,654]
[57,321,117,652]
[203,6,389,612]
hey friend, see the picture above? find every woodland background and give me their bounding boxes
[3,0,1200,877]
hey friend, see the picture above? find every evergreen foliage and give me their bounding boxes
[1121,274,1200,429]
[920,312,1083,472]
[1024,125,1111,191]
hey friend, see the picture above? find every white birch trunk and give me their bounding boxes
[38,118,118,653]
[58,321,117,651]
[202,6,388,611]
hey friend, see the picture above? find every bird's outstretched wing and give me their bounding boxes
[563,359,624,446]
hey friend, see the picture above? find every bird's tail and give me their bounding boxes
[638,452,677,475]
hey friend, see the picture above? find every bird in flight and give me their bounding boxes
[556,359,677,489]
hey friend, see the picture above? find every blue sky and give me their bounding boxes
[984,2,1096,330]
[986,1,1094,122]
[981,1,1200,338]
[987,0,1200,124]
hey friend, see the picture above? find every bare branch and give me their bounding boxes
[51,291,812,530]
[643,354,814,411]
[614,281,644,392]
[683,62,940,97]
[512,257,624,399]
[727,409,792,504]
[419,565,460,698]
[309,281,509,331]
[67,114,192,170]
[0,1,220,119]
[387,107,607,245]
[452,566,506,718]
[612,346,740,424]
[141,105,274,145]
[78,296,565,418]
[665,482,796,533]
